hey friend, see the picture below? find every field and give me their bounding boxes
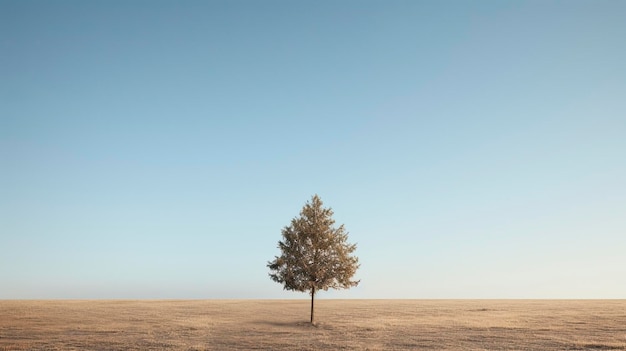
[1,300,625,350]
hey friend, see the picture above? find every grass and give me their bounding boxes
[1,300,625,350]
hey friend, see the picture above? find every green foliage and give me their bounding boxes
[268,195,360,295]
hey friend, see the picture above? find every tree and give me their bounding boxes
[268,194,359,324]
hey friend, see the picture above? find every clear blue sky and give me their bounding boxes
[1,0,624,299]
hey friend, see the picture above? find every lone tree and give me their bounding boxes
[268,195,359,324]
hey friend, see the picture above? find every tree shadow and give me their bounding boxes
[253,320,319,329]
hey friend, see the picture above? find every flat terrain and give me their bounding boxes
[1,300,624,350]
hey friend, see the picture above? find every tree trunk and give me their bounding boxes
[310,287,315,324]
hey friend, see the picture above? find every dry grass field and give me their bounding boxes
[0,299,624,350]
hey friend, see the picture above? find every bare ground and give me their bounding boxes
[1,300,624,350]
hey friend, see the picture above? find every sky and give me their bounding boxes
[1,0,625,299]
